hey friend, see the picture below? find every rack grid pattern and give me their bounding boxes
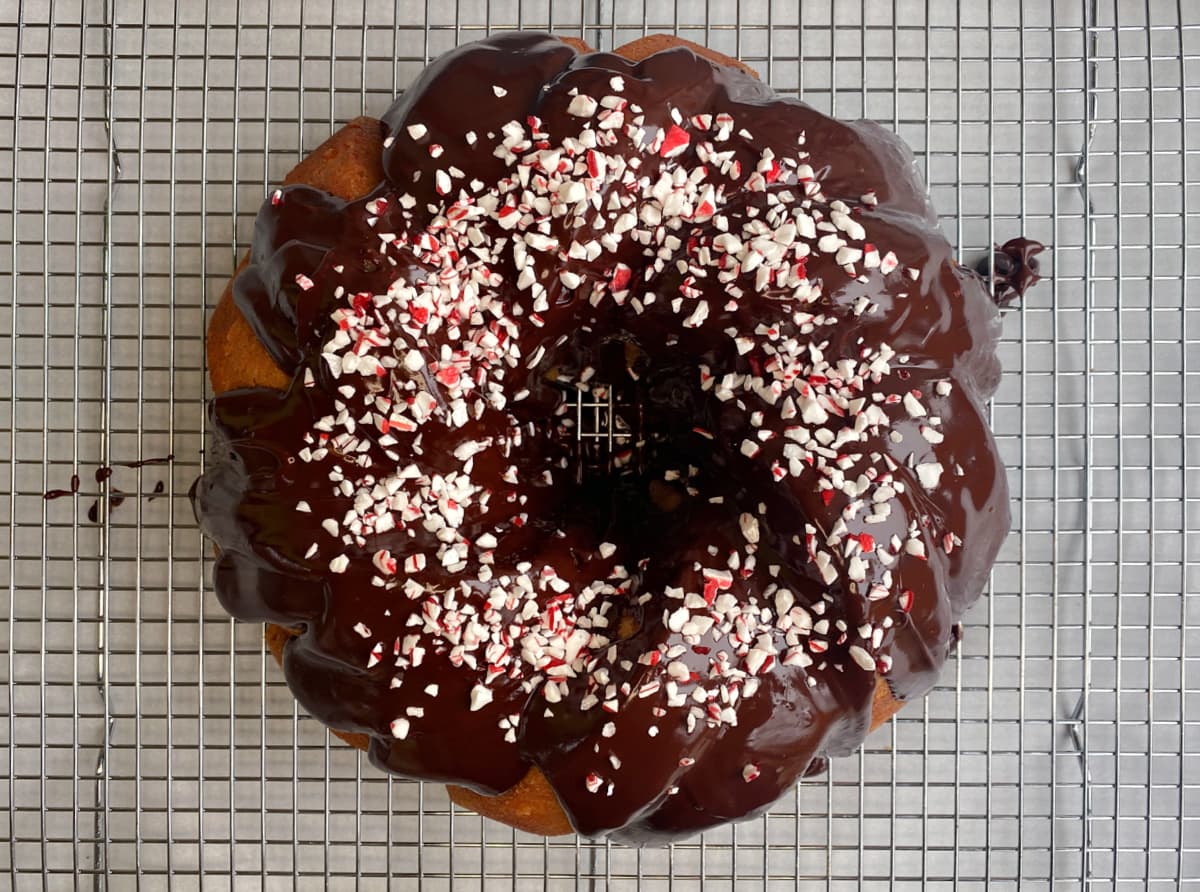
[1,0,1198,888]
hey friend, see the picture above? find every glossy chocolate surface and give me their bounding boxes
[191,33,1010,843]
[976,237,1045,307]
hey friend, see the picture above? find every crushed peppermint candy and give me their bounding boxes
[256,65,969,794]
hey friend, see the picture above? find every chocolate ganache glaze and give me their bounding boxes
[975,237,1045,307]
[191,32,1010,842]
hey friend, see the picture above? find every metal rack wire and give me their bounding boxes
[1,0,1197,887]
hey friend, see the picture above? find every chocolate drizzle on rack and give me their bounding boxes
[45,455,175,520]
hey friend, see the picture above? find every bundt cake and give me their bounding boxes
[191,32,1010,843]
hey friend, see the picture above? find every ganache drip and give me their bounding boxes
[974,237,1045,307]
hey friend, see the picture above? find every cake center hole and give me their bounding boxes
[569,386,642,476]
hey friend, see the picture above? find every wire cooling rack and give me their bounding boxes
[1,0,1198,888]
